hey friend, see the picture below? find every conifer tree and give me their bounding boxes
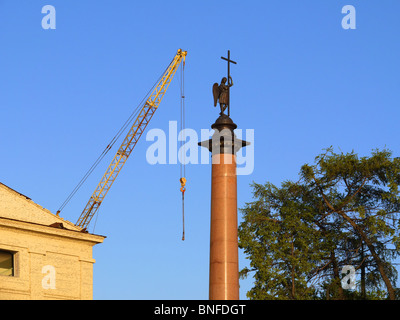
[239,148,400,300]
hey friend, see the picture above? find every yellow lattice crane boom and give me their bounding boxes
[75,49,187,230]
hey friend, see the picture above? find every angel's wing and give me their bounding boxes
[212,83,219,107]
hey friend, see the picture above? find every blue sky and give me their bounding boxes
[0,1,399,299]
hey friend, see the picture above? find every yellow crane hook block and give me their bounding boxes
[180,177,186,193]
[180,177,187,241]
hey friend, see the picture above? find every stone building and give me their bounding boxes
[0,182,104,300]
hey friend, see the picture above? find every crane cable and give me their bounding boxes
[179,59,186,241]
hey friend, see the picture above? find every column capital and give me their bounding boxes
[198,115,249,155]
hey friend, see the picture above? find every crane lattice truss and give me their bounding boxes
[76,49,187,230]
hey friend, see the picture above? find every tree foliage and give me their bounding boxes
[239,148,400,300]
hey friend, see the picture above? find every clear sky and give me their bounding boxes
[0,1,399,299]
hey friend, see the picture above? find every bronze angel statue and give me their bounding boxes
[213,76,233,115]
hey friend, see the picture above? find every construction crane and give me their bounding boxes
[74,49,187,231]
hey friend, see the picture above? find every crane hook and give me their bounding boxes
[180,177,186,193]
[180,177,186,240]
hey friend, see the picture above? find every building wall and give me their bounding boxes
[0,183,104,300]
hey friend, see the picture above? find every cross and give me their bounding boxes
[221,50,237,82]
[221,50,237,116]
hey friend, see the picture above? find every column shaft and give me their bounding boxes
[209,153,239,300]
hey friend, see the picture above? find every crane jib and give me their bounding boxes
[75,49,187,231]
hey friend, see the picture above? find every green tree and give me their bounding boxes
[239,148,400,300]
[238,181,325,299]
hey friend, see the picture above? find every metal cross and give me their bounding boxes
[221,50,237,82]
[221,50,236,116]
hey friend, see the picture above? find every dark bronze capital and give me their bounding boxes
[198,115,249,155]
